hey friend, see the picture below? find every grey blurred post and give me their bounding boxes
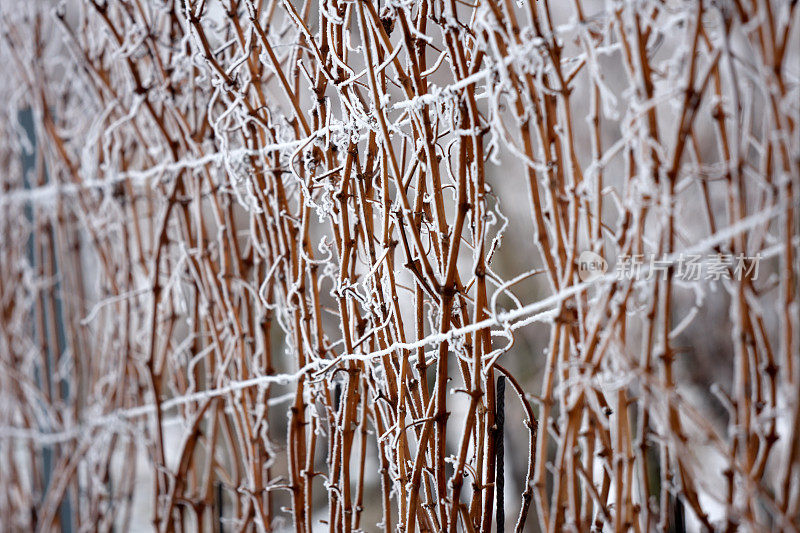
[496,375,505,533]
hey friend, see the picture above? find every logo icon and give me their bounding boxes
[578,251,608,282]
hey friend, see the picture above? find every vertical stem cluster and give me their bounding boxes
[0,0,797,531]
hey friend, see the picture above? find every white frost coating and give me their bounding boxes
[1,1,798,531]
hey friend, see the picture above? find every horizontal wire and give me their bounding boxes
[0,199,794,445]
[0,19,616,207]
[0,131,332,207]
